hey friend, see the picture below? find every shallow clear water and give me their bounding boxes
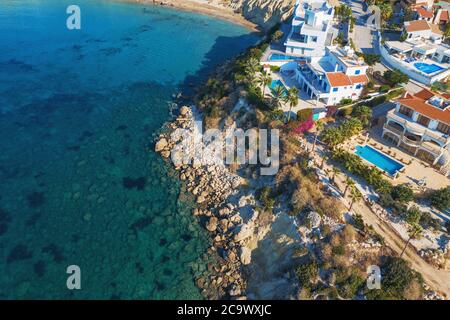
[0,0,258,299]
[355,145,404,176]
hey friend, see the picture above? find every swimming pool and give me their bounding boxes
[355,145,404,176]
[413,62,444,74]
[269,79,288,96]
[269,53,305,62]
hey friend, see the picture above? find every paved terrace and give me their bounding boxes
[342,126,449,191]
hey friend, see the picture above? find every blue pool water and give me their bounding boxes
[0,0,258,299]
[269,53,305,62]
[413,62,444,74]
[355,145,404,176]
[269,80,288,96]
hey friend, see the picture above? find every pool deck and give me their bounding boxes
[265,72,326,118]
[343,126,449,191]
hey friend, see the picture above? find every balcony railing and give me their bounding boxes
[297,66,326,94]
[387,110,448,145]
[383,123,403,136]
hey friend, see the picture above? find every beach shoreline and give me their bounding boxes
[119,0,260,32]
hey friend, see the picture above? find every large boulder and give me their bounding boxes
[155,138,168,152]
[206,217,218,232]
[240,247,252,265]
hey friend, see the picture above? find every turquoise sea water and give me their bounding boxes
[0,0,258,299]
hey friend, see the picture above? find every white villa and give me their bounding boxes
[380,20,450,85]
[284,0,334,57]
[281,46,369,106]
[382,89,450,173]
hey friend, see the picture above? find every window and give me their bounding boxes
[311,36,317,42]
[417,114,430,127]
[437,122,450,135]
[333,87,338,92]
[356,84,362,89]
[355,70,360,75]
[399,105,413,118]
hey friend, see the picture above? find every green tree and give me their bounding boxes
[343,177,355,197]
[257,72,272,97]
[390,184,414,203]
[352,105,372,127]
[271,85,286,110]
[331,167,341,184]
[400,222,423,258]
[428,188,450,211]
[286,87,299,122]
[312,121,324,154]
[379,3,393,23]
[349,186,362,211]
[383,69,409,86]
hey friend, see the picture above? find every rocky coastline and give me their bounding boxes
[155,106,265,299]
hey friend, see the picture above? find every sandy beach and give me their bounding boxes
[124,0,260,31]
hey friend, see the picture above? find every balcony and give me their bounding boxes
[386,110,448,145]
[420,141,443,156]
[383,122,404,136]
[297,65,327,95]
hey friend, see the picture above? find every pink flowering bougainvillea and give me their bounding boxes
[292,116,314,135]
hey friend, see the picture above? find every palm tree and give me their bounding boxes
[257,72,272,97]
[312,121,324,154]
[349,187,362,211]
[286,87,299,122]
[331,167,341,184]
[343,177,355,197]
[400,223,423,258]
[271,85,286,109]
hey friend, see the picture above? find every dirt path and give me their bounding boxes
[331,164,450,298]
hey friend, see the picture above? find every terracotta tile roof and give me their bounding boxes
[415,7,434,18]
[349,74,368,84]
[414,88,435,100]
[440,10,449,22]
[326,72,352,87]
[396,92,450,125]
[405,20,430,32]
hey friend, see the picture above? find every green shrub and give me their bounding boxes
[271,30,284,42]
[295,261,319,289]
[428,188,450,211]
[270,65,280,72]
[297,108,313,122]
[390,184,414,203]
[352,214,365,231]
[339,98,353,105]
[366,257,423,300]
[419,212,442,231]
[383,69,409,86]
[332,245,345,255]
[379,85,390,93]
[258,186,275,212]
[336,270,365,299]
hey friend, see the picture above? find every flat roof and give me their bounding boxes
[386,41,413,52]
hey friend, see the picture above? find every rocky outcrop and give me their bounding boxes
[228,0,296,30]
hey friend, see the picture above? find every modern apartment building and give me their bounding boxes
[284,0,334,57]
[382,89,450,171]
